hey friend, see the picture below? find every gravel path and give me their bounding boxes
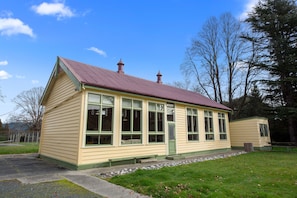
[96,150,247,178]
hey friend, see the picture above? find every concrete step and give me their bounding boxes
[166,155,185,160]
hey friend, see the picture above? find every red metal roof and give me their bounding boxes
[59,56,231,111]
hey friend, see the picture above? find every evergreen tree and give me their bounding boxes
[246,0,297,143]
[231,84,269,120]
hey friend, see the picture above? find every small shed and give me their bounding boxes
[229,117,271,150]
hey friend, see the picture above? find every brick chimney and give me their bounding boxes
[156,71,162,84]
[117,59,124,74]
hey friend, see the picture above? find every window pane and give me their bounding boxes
[265,125,268,136]
[122,109,131,131]
[123,99,132,107]
[133,100,142,108]
[187,108,192,115]
[206,134,214,140]
[86,135,98,145]
[157,104,164,111]
[102,107,113,131]
[88,94,100,103]
[87,105,99,131]
[122,134,141,144]
[188,134,198,141]
[99,135,112,144]
[149,135,164,143]
[102,95,114,105]
[157,112,163,131]
[169,124,175,140]
[219,119,222,132]
[167,103,174,122]
[121,135,131,144]
[149,134,156,142]
[149,112,156,131]
[132,134,141,143]
[133,110,141,131]
[193,109,197,115]
[209,118,213,132]
[220,134,227,140]
[205,117,209,132]
[187,116,192,132]
[157,135,164,142]
[167,114,174,122]
[193,116,198,132]
[149,103,156,111]
[260,124,264,136]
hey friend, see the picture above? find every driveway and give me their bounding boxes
[0,153,150,198]
[0,154,67,183]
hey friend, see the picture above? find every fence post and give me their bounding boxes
[37,132,40,143]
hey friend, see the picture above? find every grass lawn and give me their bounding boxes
[0,143,39,155]
[109,152,297,198]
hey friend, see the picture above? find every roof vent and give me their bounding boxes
[117,59,124,74]
[156,71,162,84]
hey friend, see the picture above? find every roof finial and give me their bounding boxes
[156,71,162,84]
[117,59,124,74]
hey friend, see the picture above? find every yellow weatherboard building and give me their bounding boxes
[39,57,267,170]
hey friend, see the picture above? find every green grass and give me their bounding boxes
[109,152,297,198]
[0,143,39,154]
[272,146,297,152]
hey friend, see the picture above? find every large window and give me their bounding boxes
[204,111,214,140]
[148,102,165,143]
[187,108,199,141]
[218,113,227,140]
[167,103,175,122]
[121,98,142,144]
[86,93,114,145]
[259,124,269,137]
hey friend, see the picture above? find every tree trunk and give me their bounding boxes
[288,117,296,143]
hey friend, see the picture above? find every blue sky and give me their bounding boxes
[0,0,257,122]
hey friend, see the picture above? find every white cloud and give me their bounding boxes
[31,1,75,20]
[87,47,107,57]
[32,80,39,84]
[239,0,259,20]
[0,70,12,79]
[0,60,8,66]
[16,75,25,79]
[0,18,35,37]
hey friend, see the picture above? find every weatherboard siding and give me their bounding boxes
[77,91,167,165]
[79,145,166,165]
[229,117,271,148]
[77,100,231,165]
[176,106,231,154]
[39,72,82,165]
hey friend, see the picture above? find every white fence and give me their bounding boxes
[9,132,40,143]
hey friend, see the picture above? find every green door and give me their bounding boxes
[168,123,176,155]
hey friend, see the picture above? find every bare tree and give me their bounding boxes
[181,12,258,112]
[220,13,246,108]
[10,87,44,132]
[0,87,4,102]
[182,17,222,102]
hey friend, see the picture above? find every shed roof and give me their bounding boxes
[41,56,231,111]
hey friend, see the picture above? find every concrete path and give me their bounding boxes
[0,154,150,198]
[0,150,245,197]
